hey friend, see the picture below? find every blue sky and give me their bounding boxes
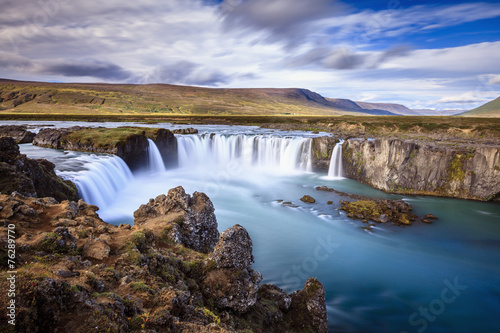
[1,0,500,110]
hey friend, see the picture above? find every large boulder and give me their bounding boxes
[209,224,253,270]
[0,125,36,143]
[286,278,328,333]
[0,137,77,201]
[204,224,262,313]
[133,186,219,253]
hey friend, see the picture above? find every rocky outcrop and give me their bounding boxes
[340,199,417,225]
[205,225,262,313]
[311,136,338,171]
[0,125,36,143]
[0,137,77,201]
[0,189,328,333]
[343,138,500,201]
[134,186,219,253]
[173,127,198,134]
[33,126,178,170]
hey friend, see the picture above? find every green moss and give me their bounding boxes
[447,152,474,183]
[129,282,154,294]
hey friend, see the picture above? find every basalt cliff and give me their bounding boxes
[341,138,500,201]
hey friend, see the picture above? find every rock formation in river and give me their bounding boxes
[311,136,338,171]
[342,138,500,201]
[33,126,178,170]
[0,137,77,201]
[0,125,36,143]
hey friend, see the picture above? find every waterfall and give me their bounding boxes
[177,134,312,172]
[327,140,344,178]
[63,155,134,210]
[147,138,166,173]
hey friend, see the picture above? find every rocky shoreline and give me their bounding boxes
[0,139,328,332]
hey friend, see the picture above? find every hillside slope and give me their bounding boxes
[354,101,420,115]
[0,79,378,116]
[459,96,500,117]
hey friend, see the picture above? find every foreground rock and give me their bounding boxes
[33,126,178,170]
[0,188,328,332]
[0,125,35,143]
[342,138,500,201]
[0,137,77,201]
[133,186,219,253]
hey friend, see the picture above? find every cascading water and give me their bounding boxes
[147,138,166,173]
[61,155,134,210]
[177,134,312,172]
[327,140,344,178]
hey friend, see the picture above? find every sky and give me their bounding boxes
[1,0,500,110]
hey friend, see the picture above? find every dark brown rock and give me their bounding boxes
[287,278,328,333]
[0,137,77,201]
[300,195,316,203]
[173,127,198,135]
[134,186,219,253]
[0,125,36,143]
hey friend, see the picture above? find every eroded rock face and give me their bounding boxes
[343,138,500,201]
[205,224,262,313]
[0,125,36,143]
[0,137,77,201]
[134,186,219,253]
[287,278,328,333]
[311,136,339,171]
[209,224,253,270]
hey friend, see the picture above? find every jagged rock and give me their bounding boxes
[173,127,199,135]
[287,278,328,333]
[300,195,316,203]
[0,137,77,201]
[204,224,262,313]
[134,186,219,253]
[209,224,253,270]
[425,214,438,219]
[83,238,110,260]
[257,284,292,311]
[0,125,36,143]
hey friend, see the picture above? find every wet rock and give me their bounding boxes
[311,136,338,171]
[134,186,219,253]
[0,125,36,143]
[340,199,418,226]
[425,214,438,219]
[300,195,316,203]
[173,127,198,134]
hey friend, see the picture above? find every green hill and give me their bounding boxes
[459,96,500,117]
[0,79,382,116]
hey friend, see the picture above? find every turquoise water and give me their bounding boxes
[17,124,500,333]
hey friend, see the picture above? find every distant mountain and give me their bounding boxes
[354,101,418,115]
[411,109,464,116]
[0,78,398,116]
[459,96,500,117]
[326,98,396,115]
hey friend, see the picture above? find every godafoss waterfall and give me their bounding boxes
[15,122,500,333]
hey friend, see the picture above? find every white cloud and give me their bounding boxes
[489,75,500,85]
[436,92,485,104]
